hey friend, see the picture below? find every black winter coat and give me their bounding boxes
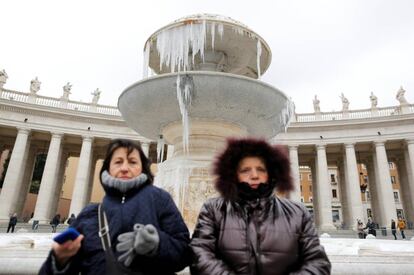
[39,182,191,274]
[190,196,331,275]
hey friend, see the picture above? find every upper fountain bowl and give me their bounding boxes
[143,14,272,79]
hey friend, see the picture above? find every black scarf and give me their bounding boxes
[236,182,275,202]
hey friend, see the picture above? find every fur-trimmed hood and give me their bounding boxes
[213,138,293,200]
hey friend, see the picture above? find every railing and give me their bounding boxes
[295,104,413,123]
[0,88,121,116]
[1,87,412,121]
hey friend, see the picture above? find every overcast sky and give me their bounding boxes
[1,0,413,113]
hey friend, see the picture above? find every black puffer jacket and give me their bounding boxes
[190,195,331,275]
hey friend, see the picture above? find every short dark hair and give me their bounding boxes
[213,138,293,200]
[100,139,153,183]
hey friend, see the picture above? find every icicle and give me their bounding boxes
[279,99,295,133]
[157,135,165,162]
[256,39,262,79]
[217,23,224,39]
[156,20,209,73]
[143,41,150,78]
[176,74,194,154]
[211,22,215,50]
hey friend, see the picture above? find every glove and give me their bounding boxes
[116,224,160,267]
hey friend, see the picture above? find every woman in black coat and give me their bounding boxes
[39,139,190,274]
[190,138,331,275]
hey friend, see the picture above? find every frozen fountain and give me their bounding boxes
[118,14,293,228]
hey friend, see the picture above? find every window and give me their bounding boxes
[330,174,336,183]
[299,174,302,180]
[308,174,312,181]
[388,162,395,169]
[394,191,399,202]
[300,185,303,192]
[367,209,372,218]
[391,176,396,184]
[332,189,337,198]
[300,197,304,203]
[309,185,312,192]
[363,176,368,184]
[396,209,405,219]
[332,210,340,222]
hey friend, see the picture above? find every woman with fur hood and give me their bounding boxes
[190,138,331,275]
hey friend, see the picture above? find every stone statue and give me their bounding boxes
[91,88,101,104]
[0,69,8,88]
[62,82,72,100]
[370,92,378,108]
[396,86,408,105]
[30,77,41,94]
[340,93,349,111]
[313,95,320,113]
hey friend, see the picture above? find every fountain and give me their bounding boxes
[118,14,293,228]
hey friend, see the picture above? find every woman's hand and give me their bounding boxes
[52,234,84,266]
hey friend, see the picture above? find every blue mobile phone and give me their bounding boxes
[53,228,80,244]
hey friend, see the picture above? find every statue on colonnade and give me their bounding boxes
[0,69,8,89]
[396,86,408,105]
[340,93,349,112]
[91,88,101,105]
[30,77,41,94]
[313,95,320,113]
[62,82,72,100]
[370,92,378,108]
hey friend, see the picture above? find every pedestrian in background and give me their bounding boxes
[357,219,366,239]
[391,219,397,240]
[50,214,60,233]
[66,213,76,226]
[7,213,17,233]
[398,218,406,239]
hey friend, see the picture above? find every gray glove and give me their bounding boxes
[116,224,160,267]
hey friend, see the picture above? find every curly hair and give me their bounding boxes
[213,138,293,200]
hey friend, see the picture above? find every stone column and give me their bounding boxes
[288,145,301,202]
[32,133,63,223]
[69,136,94,216]
[402,139,414,224]
[366,157,380,221]
[15,146,37,216]
[337,159,350,227]
[396,156,413,225]
[373,141,397,227]
[0,149,11,181]
[343,143,364,229]
[314,144,335,230]
[141,142,150,157]
[0,128,31,221]
[50,152,70,218]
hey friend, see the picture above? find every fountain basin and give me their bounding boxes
[118,71,292,141]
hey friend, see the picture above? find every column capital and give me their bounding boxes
[288,145,299,150]
[81,135,94,142]
[16,127,31,135]
[344,142,355,148]
[373,140,386,147]
[50,131,64,137]
[405,139,414,146]
[316,143,327,150]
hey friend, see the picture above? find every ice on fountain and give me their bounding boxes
[156,20,208,72]
[279,99,295,133]
[257,39,262,79]
[143,41,150,78]
[176,74,194,154]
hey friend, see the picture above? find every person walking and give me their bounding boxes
[66,213,76,226]
[398,218,406,239]
[7,213,18,233]
[357,219,366,239]
[365,218,377,236]
[391,219,397,240]
[50,214,61,233]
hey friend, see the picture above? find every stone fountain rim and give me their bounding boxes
[143,13,272,60]
[118,71,291,140]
